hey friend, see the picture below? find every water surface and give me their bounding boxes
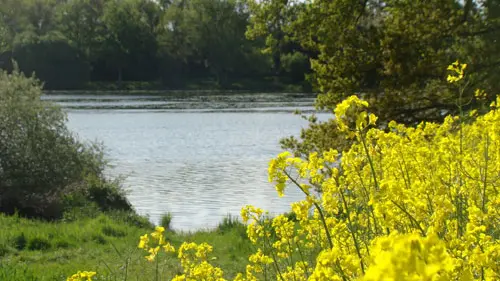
[46,92,330,230]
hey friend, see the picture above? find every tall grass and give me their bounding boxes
[0,213,252,280]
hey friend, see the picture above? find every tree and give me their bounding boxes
[246,0,500,156]
[0,17,12,54]
[192,0,255,86]
[13,37,90,89]
[100,0,160,84]
[246,0,295,75]
[23,0,61,36]
[248,0,500,124]
[56,0,107,59]
[157,0,273,88]
[156,0,198,87]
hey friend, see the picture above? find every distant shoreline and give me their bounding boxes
[42,89,317,97]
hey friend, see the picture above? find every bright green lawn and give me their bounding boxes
[0,213,252,281]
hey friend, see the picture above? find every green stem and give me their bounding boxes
[265,235,285,281]
[359,131,379,191]
[340,191,365,274]
[283,172,348,281]
[155,253,159,281]
[391,200,426,236]
[456,82,468,238]
[482,135,489,212]
[284,170,334,249]
[295,241,311,279]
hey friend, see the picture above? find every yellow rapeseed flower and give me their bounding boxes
[130,62,499,281]
[138,234,148,249]
[66,271,96,281]
[145,246,160,262]
[446,60,467,83]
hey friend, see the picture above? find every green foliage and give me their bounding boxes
[100,0,159,83]
[56,0,106,58]
[157,0,274,88]
[27,236,51,251]
[281,52,310,82]
[90,233,107,245]
[0,67,131,219]
[160,212,173,230]
[248,0,500,156]
[12,233,27,250]
[0,243,13,257]
[101,225,127,238]
[0,0,308,90]
[280,113,351,157]
[0,264,38,281]
[217,214,246,237]
[246,0,298,74]
[12,38,90,89]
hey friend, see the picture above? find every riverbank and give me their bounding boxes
[0,212,252,280]
[70,79,312,94]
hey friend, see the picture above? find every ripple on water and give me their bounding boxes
[61,94,330,230]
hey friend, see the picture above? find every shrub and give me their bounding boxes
[27,236,51,251]
[217,214,246,237]
[61,202,102,222]
[0,67,131,219]
[84,174,131,212]
[160,212,173,230]
[110,210,153,229]
[237,82,499,279]
[11,233,27,250]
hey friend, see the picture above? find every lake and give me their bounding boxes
[43,92,330,231]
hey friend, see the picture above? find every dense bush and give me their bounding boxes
[0,67,131,219]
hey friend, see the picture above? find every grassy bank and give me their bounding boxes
[0,213,252,281]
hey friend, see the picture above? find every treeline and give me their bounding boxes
[0,0,310,90]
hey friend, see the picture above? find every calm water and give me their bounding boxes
[43,92,330,230]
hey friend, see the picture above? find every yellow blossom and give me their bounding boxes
[66,271,96,281]
[138,234,148,249]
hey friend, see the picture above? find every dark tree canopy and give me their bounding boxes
[247,0,500,124]
[243,0,500,156]
[0,0,308,90]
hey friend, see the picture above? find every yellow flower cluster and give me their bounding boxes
[262,93,500,280]
[66,271,96,281]
[138,226,176,262]
[241,205,269,244]
[76,61,498,281]
[334,95,377,136]
[447,60,467,83]
[362,233,455,281]
[166,61,498,281]
[173,242,226,281]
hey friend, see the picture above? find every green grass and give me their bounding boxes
[0,213,253,281]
